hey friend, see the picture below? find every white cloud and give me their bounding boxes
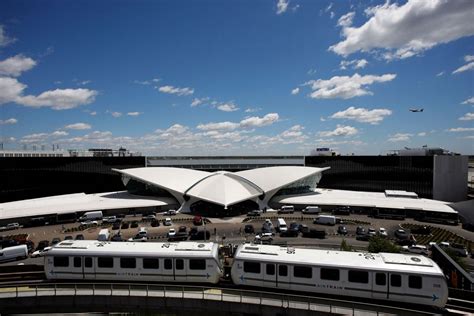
[0,77,27,104]
[240,113,279,128]
[127,112,141,116]
[462,97,474,105]
[197,121,240,131]
[76,80,91,86]
[0,118,17,125]
[459,113,474,121]
[276,0,289,15]
[291,87,300,95]
[319,125,358,137]
[436,71,444,77]
[330,12,335,19]
[291,4,300,12]
[388,133,413,142]
[280,125,304,138]
[15,86,98,110]
[330,106,392,124]
[447,127,474,132]
[65,123,92,130]
[0,25,15,47]
[244,107,261,113]
[190,97,209,107]
[111,111,122,118]
[89,111,97,116]
[452,55,474,74]
[20,133,49,143]
[158,85,194,96]
[325,3,333,12]
[337,12,355,27]
[134,78,160,85]
[306,73,396,99]
[418,132,427,137]
[0,55,37,77]
[307,68,317,75]
[339,59,368,70]
[330,0,474,60]
[51,130,68,137]
[217,102,239,112]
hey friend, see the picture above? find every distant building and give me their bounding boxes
[387,147,456,156]
[309,148,337,156]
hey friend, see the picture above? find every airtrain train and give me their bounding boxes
[44,240,448,308]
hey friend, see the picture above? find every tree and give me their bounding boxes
[340,239,353,251]
[368,236,400,253]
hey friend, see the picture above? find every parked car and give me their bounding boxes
[356,226,366,236]
[246,210,261,217]
[395,229,409,240]
[411,226,431,235]
[378,227,388,237]
[287,222,300,237]
[0,239,19,249]
[333,206,351,215]
[36,240,50,251]
[189,230,210,240]
[261,231,274,237]
[102,216,118,224]
[298,224,309,234]
[151,219,160,227]
[302,206,320,214]
[111,233,123,242]
[51,237,61,245]
[112,222,121,230]
[31,246,51,258]
[6,223,20,230]
[169,232,188,241]
[244,224,255,234]
[278,205,294,214]
[142,214,156,221]
[130,221,139,228]
[164,218,172,226]
[167,228,176,238]
[254,234,273,244]
[121,222,130,229]
[164,209,177,216]
[193,216,203,225]
[178,226,187,233]
[356,234,371,241]
[368,228,377,236]
[302,229,326,239]
[397,239,415,246]
[337,225,348,235]
[445,243,469,257]
[64,236,73,240]
[128,234,147,242]
[80,220,98,226]
[75,234,85,240]
[402,244,429,256]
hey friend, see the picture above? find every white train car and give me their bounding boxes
[45,240,222,284]
[231,244,448,308]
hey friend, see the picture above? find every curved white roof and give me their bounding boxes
[185,172,263,207]
[113,167,210,195]
[113,166,327,208]
[235,166,330,193]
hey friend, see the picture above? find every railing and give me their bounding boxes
[0,282,434,316]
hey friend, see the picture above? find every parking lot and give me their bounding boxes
[1,211,473,269]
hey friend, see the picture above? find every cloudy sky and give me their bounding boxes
[0,0,473,155]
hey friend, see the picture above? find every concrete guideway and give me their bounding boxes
[0,282,435,316]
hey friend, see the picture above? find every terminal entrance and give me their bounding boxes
[190,200,259,217]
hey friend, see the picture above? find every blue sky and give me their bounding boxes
[0,0,473,155]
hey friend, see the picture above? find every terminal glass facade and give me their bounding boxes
[305,156,434,198]
[274,173,322,197]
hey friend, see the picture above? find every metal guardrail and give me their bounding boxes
[0,282,435,315]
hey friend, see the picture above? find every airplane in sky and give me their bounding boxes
[409,108,424,112]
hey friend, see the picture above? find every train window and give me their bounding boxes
[98,257,114,268]
[244,261,260,274]
[409,276,422,289]
[376,273,386,286]
[176,259,184,270]
[320,268,339,281]
[279,265,288,276]
[143,258,159,269]
[73,257,81,268]
[266,264,275,276]
[189,259,206,270]
[348,270,368,284]
[294,266,312,279]
[53,256,69,267]
[391,274,401,287]
[164,258,173,270]
[120,258,136,269]
[85,257,92,268]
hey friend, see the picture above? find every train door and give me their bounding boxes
[82,256,96,279]
[277,264,290,290]
[263,263,277,287]
[163,258,174,282]
[387,273,405,302]
[174,258,187,282]
[372,272,388,300]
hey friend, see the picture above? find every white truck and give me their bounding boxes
[79,211,103,222]
[0,245,28,263]
[277,218,288,233]
[97,229,110,241]
[314,215,336,226]
[302,206,321,214]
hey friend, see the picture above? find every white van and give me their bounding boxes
[79,211,103,221]
[314,215,336,226]
[164,218,172,226]
[0,245,28,263]
[278,205,294,214]
[302,206,321,214]
[97,228,110,241]
[277,218,287,233]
